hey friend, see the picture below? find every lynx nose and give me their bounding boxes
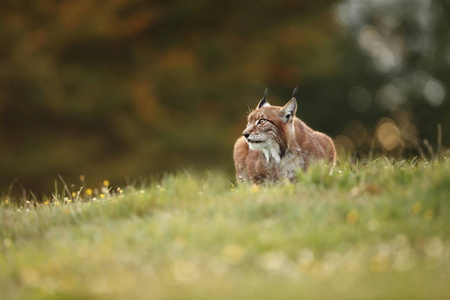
[242,132,250,139]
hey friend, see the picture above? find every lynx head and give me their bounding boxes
[242,89,298,163]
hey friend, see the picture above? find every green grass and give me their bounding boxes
[1,158,450,300]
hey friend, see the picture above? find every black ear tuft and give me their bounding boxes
[257,88,271,109]
[292,86,298,98]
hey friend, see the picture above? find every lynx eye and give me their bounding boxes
[257,118,267,125]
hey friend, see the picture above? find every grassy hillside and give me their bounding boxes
[1,158,450,300]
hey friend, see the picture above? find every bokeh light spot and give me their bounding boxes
[376,119,401,150]
[423,78,445,107]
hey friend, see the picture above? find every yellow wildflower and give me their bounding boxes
[411,202,422,215]
[103,180,110,187]
[250,184,260,194]
[86,188,93,196]
[72,192,77,198]
[346,209,359,224]
[222,244,246,264]
[100,193,105,199]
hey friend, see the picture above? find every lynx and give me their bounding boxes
[233,89,336,184]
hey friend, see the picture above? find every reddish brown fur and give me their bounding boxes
[233,97,336,184]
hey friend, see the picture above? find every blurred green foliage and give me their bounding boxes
[0,0,449,194]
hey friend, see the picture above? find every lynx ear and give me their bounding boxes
[257,88,271,109]
[280,98,297,123]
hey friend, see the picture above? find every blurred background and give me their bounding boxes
[1,0,449,195]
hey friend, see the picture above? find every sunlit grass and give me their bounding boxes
[1,158,450,300]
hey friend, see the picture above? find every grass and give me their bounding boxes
[1,158,450,300]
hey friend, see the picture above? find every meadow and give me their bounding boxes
[1,158,450,300]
